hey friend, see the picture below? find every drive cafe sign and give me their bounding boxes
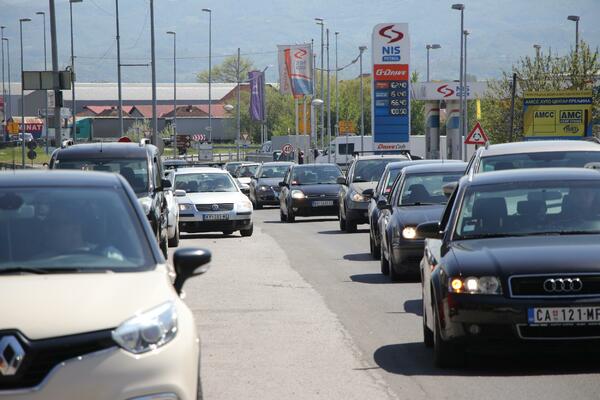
[371,23,410,147]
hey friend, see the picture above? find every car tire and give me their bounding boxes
[423,295,434,348]
[370,234,381,259]
[168,224,180,248]
[389,257,402,282]
[433,305,464,368]
[280,209,286,222]
[240,224,254,237]
[380,245,390,275]
[222,230,234,236]
[339,207,346,230]
[286,208,296,223]
[255,200,263,210]
[345,219,357,233]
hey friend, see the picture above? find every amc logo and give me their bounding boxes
[378,25,404,44]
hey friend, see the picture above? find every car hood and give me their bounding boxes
[448,235,600,276]
[350,181,377,194]
[257,177,284,187]
[182,191,247,204]
[291,184,340,196]
[394,204,445,227]
[0,267,174,340]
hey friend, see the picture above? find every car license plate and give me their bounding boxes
[313,200,333,207]
[528,307,600,325]
[203,213,229,221]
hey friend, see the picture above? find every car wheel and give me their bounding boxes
[240,224,254,237]
[433,305,464,368]
[345,219,357,233]
[423,294,434,348]
[286,208,296,223]
[255,200,263,210]
[339,206,346,230]
[380,244,390,275]
[280,209,286,222]
[370,233,381,259]
[222,230,234,236]
[389,255,402,282]
[168,224,180,248]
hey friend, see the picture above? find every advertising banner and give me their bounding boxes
[412,81,489,101]
[277,44,313,97]
[248,70,265,122]
[523,90,593,140]
[372,23,410,147]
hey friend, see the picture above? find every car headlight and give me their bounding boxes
[258,185,270,192]
[449,276,502,295]
[351,191,365,202]
[112,302,178,354]
[178,203,194,212]
[138,196,152,215]
[291,190,305,199]
[237,200,253,213]
[402,227,417,239]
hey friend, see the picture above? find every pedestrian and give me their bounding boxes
[298,151,305,165]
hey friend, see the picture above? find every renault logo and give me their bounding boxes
[211,204,219,211]
[0,336,25,376]
[543,278,583,293]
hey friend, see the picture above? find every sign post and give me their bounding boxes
[371,23,410,152]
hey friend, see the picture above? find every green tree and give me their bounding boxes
[196,55,254,83]
[480,41,599,143]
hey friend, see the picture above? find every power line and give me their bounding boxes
[76,50,279,61]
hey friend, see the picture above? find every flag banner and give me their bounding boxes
[248,70,265,122]
[277,44,313,96]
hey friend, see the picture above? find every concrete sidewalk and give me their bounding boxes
[179,225,397,400]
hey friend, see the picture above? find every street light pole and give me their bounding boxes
[167,31,176,158]
[326,29,331,163]
[69,0,82,142]
[202,9,212,142]
[359,45,366,154]
[567,15,580,54]
[36,12,50,153]
[49,0,61,148]
[463,30,469,161]
[315,18,324,149]
[452,3,465,160]
[426,44,441,82]
[19,18,31,168]
[1,26,5,136]
[115,0,124,136]
[149,0,158,146]
[335,31,339,165]
[236,48,241,161]
[3,38,11,126]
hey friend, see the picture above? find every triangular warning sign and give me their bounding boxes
[465,122,489,145]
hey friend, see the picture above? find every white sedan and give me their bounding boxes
[174,167,254,237]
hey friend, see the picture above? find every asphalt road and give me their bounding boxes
[180,207,600,400]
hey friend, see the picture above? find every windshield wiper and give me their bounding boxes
[401,202,436,206]
[0,267,86,275]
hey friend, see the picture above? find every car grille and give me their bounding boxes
[509,274,600,298]
[0,329,115,390]
[195,203,234,212]
[306,194,337,199]
[517,324,600,340]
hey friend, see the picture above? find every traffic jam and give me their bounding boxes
[1,1,599,399]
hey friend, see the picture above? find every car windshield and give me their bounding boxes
[291,165,342,185]
[480,151,600,172]
[399,172,463,205]
[237,165,259,178]
[383,169,402,195]
[259,165,289,178]
[0,187,153,270]
[175,173,238,193]
[455,180,600,240]
[54,158,149,194]
[353,159,406,182]
[226,163,243,174]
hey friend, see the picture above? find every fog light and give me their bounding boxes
[293,207,298,212]
[468,324,481,335]
[451,279,463,292]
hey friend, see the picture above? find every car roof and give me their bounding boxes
[173,167,226,174]
[356,154,410,160]
[293,163,340,169]
[0,170,124,187]
[53,142,156,159]
[261,161,294,166]
[386,159,463,171]
[464,167,600,187]
[479,140,600,157]
[403,162,467,175]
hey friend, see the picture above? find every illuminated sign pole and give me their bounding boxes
[371,23,410,152]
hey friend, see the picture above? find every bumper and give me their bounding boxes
[256,188,281,205]
[291,198,339,217]
[179,212,252,233]
[1,308,199,400]
[390,239,425,273]
[167,211,178,239]
[345,202,369,224]
[438,294,600,351]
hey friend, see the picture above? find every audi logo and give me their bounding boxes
[543,278,583,293]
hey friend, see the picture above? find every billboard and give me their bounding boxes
[412,81,489,100]
[372,23,410,147]
[277,44,313,97]
[523,90,593,140]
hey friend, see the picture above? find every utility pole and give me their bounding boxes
[202,9,212,142]
[1,26,5,137]
[359,46,366,154]
[315,18,324,149]
[69,0,81,141]
[149,0,158,146]
[167,31,177,158]
[50,0,61,148]
[326,28,331,163]
[2,38,11,127]
[236,48,241,161]
[463,30,469,161]
[452,3,465,160]
[20,18,31,167]
[115,0,124,136]
[334,31,339,165]
[35,12,50,153]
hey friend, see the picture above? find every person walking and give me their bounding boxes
[298,151,305,165]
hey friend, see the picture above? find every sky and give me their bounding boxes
[0,0,598,84]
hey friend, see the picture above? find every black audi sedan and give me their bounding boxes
[377,162,466,280]
[279,163,344,223]
[418,168,600,368]
[249,162,294,209]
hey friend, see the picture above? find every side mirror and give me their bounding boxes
[442,182,458,198]
[377,198,392,210]
[240,183,250,195]
[336,176,346,185]
[363,188,374,199]
[161,179,172,190]
[417,221,442,239]
[278,181,287,188]
[173,248,211,294]
[175,189,187,197]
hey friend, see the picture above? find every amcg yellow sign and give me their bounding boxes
[523,90,592,139]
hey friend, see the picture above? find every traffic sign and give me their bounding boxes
[192,134,206,142]
[241,132,250,141]
[27,150,37,160]
[465,122,489,145]
[27,140,37,150]
[281,143,293,155]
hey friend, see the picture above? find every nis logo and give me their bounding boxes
[379,25,403,62]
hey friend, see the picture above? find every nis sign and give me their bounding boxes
[372,23,410,146]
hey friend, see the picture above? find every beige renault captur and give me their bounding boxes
[0,170,210,400]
